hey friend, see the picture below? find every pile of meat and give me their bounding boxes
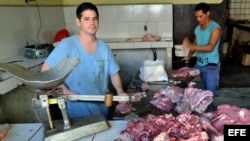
[116,85,213,117]
[177,87,214,114]
[120,104,250,141]
[150,86,214,114]
[121,113,209,141]
[150,86,183,112]
[116,92,147,114]
[203,104,250,134]
[172,67,200,78]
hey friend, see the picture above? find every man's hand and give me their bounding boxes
[58,84,78,95]
[181,56,190,64]
[182,37,196,52]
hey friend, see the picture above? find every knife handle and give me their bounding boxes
[105,93,113,107]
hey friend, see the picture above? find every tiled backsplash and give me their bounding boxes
[64,4,173,39]
[228,0,250,21]
[0,4,173,61]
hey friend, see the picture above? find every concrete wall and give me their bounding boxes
[0,6,65,123]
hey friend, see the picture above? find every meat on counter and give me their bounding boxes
[120,113,209,141]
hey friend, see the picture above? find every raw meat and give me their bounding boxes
[116,103,132,114]
[142,34,161,42]
[130,91,147,102]
[175,87,213,114]
[183,87,213,113]
[175,100,192,114]
[121,113,209,141]
[150,86,213,114]
[209,104,250,134]
[150,86,184,111]
[201,121,224,141]
[172,67,200,78]
[116,92,146,114]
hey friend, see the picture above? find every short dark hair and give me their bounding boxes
[195,3,210,14]
[76,2,99,19]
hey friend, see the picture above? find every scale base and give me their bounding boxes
[45,114,110,141]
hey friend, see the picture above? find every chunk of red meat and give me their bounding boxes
[183,87,213,113]
[173,67,200,78]
[116,103,132,114]
[121,114,208,141]
[210,104,250,134]
[142,33,161,42]
[201,121,224,141]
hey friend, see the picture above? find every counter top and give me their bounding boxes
[102,37,172,43]
[101,37,173,49]
[78,120,131,141]
[2,123,44,141]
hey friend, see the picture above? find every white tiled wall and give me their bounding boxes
[64,4,173,39]
[0,4,173,61]
[0,6,65,61]
[228,0,250,21]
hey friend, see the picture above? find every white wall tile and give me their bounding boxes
[158,21,173,37]
[117,5,133,22]
[246,9,250,14]
[98,22,115,38]
[64,4,173,39]
[165,5,173,22]
[149,5,165,21]
[130,22,147,37]
[133,5,149,22]
[145,22,158,35]
[0,4,173,61]
[114,22,130,38]
[101,6,117,22]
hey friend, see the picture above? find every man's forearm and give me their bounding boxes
[110,73,124,95]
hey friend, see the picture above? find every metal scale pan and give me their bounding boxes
[0,57,80,90]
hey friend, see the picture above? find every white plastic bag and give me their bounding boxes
[139,60,168,82]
